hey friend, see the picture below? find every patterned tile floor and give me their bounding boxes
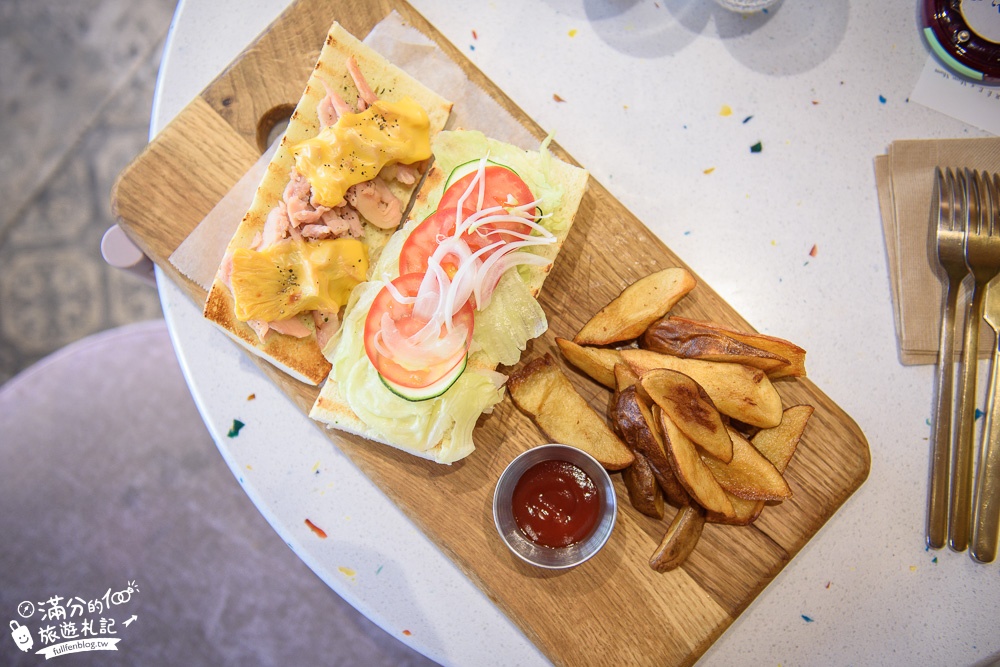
[0,0,175,385]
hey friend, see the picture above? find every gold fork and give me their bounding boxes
[972,170,1000,563]
[928,167,968,549]
[951,169,1000,552]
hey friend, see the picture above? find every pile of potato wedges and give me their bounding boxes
[508,267,814,572]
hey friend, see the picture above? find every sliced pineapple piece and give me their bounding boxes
[230,237,368,323]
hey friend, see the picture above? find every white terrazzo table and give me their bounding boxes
[154,1,1000,665]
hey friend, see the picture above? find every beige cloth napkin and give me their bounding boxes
[876,138,1000,365]
[169,10,538,290]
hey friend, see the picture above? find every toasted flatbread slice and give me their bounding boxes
[204,22,452,385]
[310,130,589,463]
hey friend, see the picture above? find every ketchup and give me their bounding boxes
[511,460,601,548]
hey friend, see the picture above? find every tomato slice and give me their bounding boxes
[398,208,491,277]
[400,166,538,277]
[438,165,535,238]
[364,273,475,389]
[440,165,536,217]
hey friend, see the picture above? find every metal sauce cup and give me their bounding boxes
[493,444,617,569]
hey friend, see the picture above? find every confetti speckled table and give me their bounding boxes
[149,0,999,665]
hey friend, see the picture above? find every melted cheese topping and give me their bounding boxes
[293,97,432,208]
[230,237,369,323]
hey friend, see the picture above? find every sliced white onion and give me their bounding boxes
[373,156,562,385]
[460,210,552,243]
[396,303,444,349]
[453,155,490,227]
[374,311,469,371]
[457,200,545,239]
[479,236,554,281]
[413,264,444,309]
[442,240,504,319]
[475,249,552,309]
[382,275,417,305]
[429,234,474,272]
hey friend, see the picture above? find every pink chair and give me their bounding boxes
[0,320,433,665]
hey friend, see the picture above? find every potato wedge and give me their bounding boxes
[640,368,733,463]
[555,338,623,389]
[614,363,640,393]
[655,316,807,379]
[647,405,699,508]
[620,348,783,428]
[574,268,696,345]
[659,411,735,518]
[613,387,692,507]
[707,494,766,526]
[706,406,812,524]
[508,354,634,470]
[622,451,665,519]
[608,363,635,432]
[505,355,558,414]
[641,317,790,375]
[752,404,813,469]
[701,427,791,501]
[649,505,706,572]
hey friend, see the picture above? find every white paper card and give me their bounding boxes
[911,57,1000,136]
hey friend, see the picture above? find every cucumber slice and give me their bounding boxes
[378,355,468,402]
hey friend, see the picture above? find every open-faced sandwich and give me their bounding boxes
[204,23,452,385]
[310,129,589,463]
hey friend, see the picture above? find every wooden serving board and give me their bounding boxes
[111,1,871,665]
